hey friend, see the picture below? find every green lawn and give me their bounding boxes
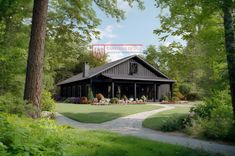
[143,106,191,130]
[56,103,162,123]
[72,130,213,156]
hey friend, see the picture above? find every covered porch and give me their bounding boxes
[92,80,173,102]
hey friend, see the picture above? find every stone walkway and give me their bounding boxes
[56,104,235,156]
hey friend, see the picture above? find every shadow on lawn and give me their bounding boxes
[62,112,122,123]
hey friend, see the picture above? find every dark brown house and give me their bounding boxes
[57,55,175,101]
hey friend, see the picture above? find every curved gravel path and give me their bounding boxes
[56,104,235,156]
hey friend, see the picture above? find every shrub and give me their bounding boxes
[81,97,88,104]
[141,95,147,102]
[190,90,231,119]
[187,92,200,101]
[0,93,29,116]
[41,90,56,112]
[187,90,235,141]
[0,113,78,155]
[110,98,119,104]
[87,87,94,100]
[175,92,185,100]
[202,105,233,140]
[179,84,191,96]
[63,97,81,104]
[160,115,187,132]
[162,95,169,101]
[96,93,104,102]
[172,97,179,102]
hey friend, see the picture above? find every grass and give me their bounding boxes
[74,130,214,156]
[56,103,162,123]
[1,113,214,156]
[143,106,191,131]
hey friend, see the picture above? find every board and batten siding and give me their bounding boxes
[159,84,170,99]
[103,58,157,77]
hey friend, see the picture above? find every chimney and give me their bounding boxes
[83,62,89,77]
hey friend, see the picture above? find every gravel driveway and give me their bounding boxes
[56,104,235,156]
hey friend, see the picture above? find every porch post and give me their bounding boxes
[134,82,137,101]
[154,83,156,102]
[112,82,115,98]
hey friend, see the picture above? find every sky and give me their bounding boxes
[92,0,186,61]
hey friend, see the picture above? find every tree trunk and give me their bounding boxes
[223,2,235,119]
[24,0,48,118]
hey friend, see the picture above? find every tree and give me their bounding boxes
[0,0,32,95]
[154,0,235,118]
[24,0,49,118]
[23,0,144,117]
[223,0,235,118]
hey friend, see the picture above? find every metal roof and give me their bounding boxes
[57,55,174,85]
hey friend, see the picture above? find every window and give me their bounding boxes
[129,62,138,75]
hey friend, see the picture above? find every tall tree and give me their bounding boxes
[24,0,49,118]
[154,0,235,118]
[23,0,144,117]
[223,0,235,118]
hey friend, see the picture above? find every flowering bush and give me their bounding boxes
[96,93,104,102]
[81,97,88,104]
[63,97,81,104]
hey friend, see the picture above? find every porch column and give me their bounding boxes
[134,82,137,101]
[154,83,156,102]
[112,82,115,98]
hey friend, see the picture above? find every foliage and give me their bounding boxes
[152,0,229,98]
[187,92,200,101]
[0,93,34,116]
[41,90,56,112]
[140,95,147,102]
[179,84,191,96]
[0,0,144,112]
[87,87,94,100]
[0,113,212,156]
[203,104,233,139]
[190,90,231,119]
[110,98,119,104]
[96,93,104,102]
[187,90,234,141]
[64,97,81,104]
[175,92,185,100]
[160,115,187,132]
[172,97,179,102]
[162,95,169,101]
[0,0,32,96]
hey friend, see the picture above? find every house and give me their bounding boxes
[57,55,175,101]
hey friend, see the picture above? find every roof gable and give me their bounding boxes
[57,55,172,85]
